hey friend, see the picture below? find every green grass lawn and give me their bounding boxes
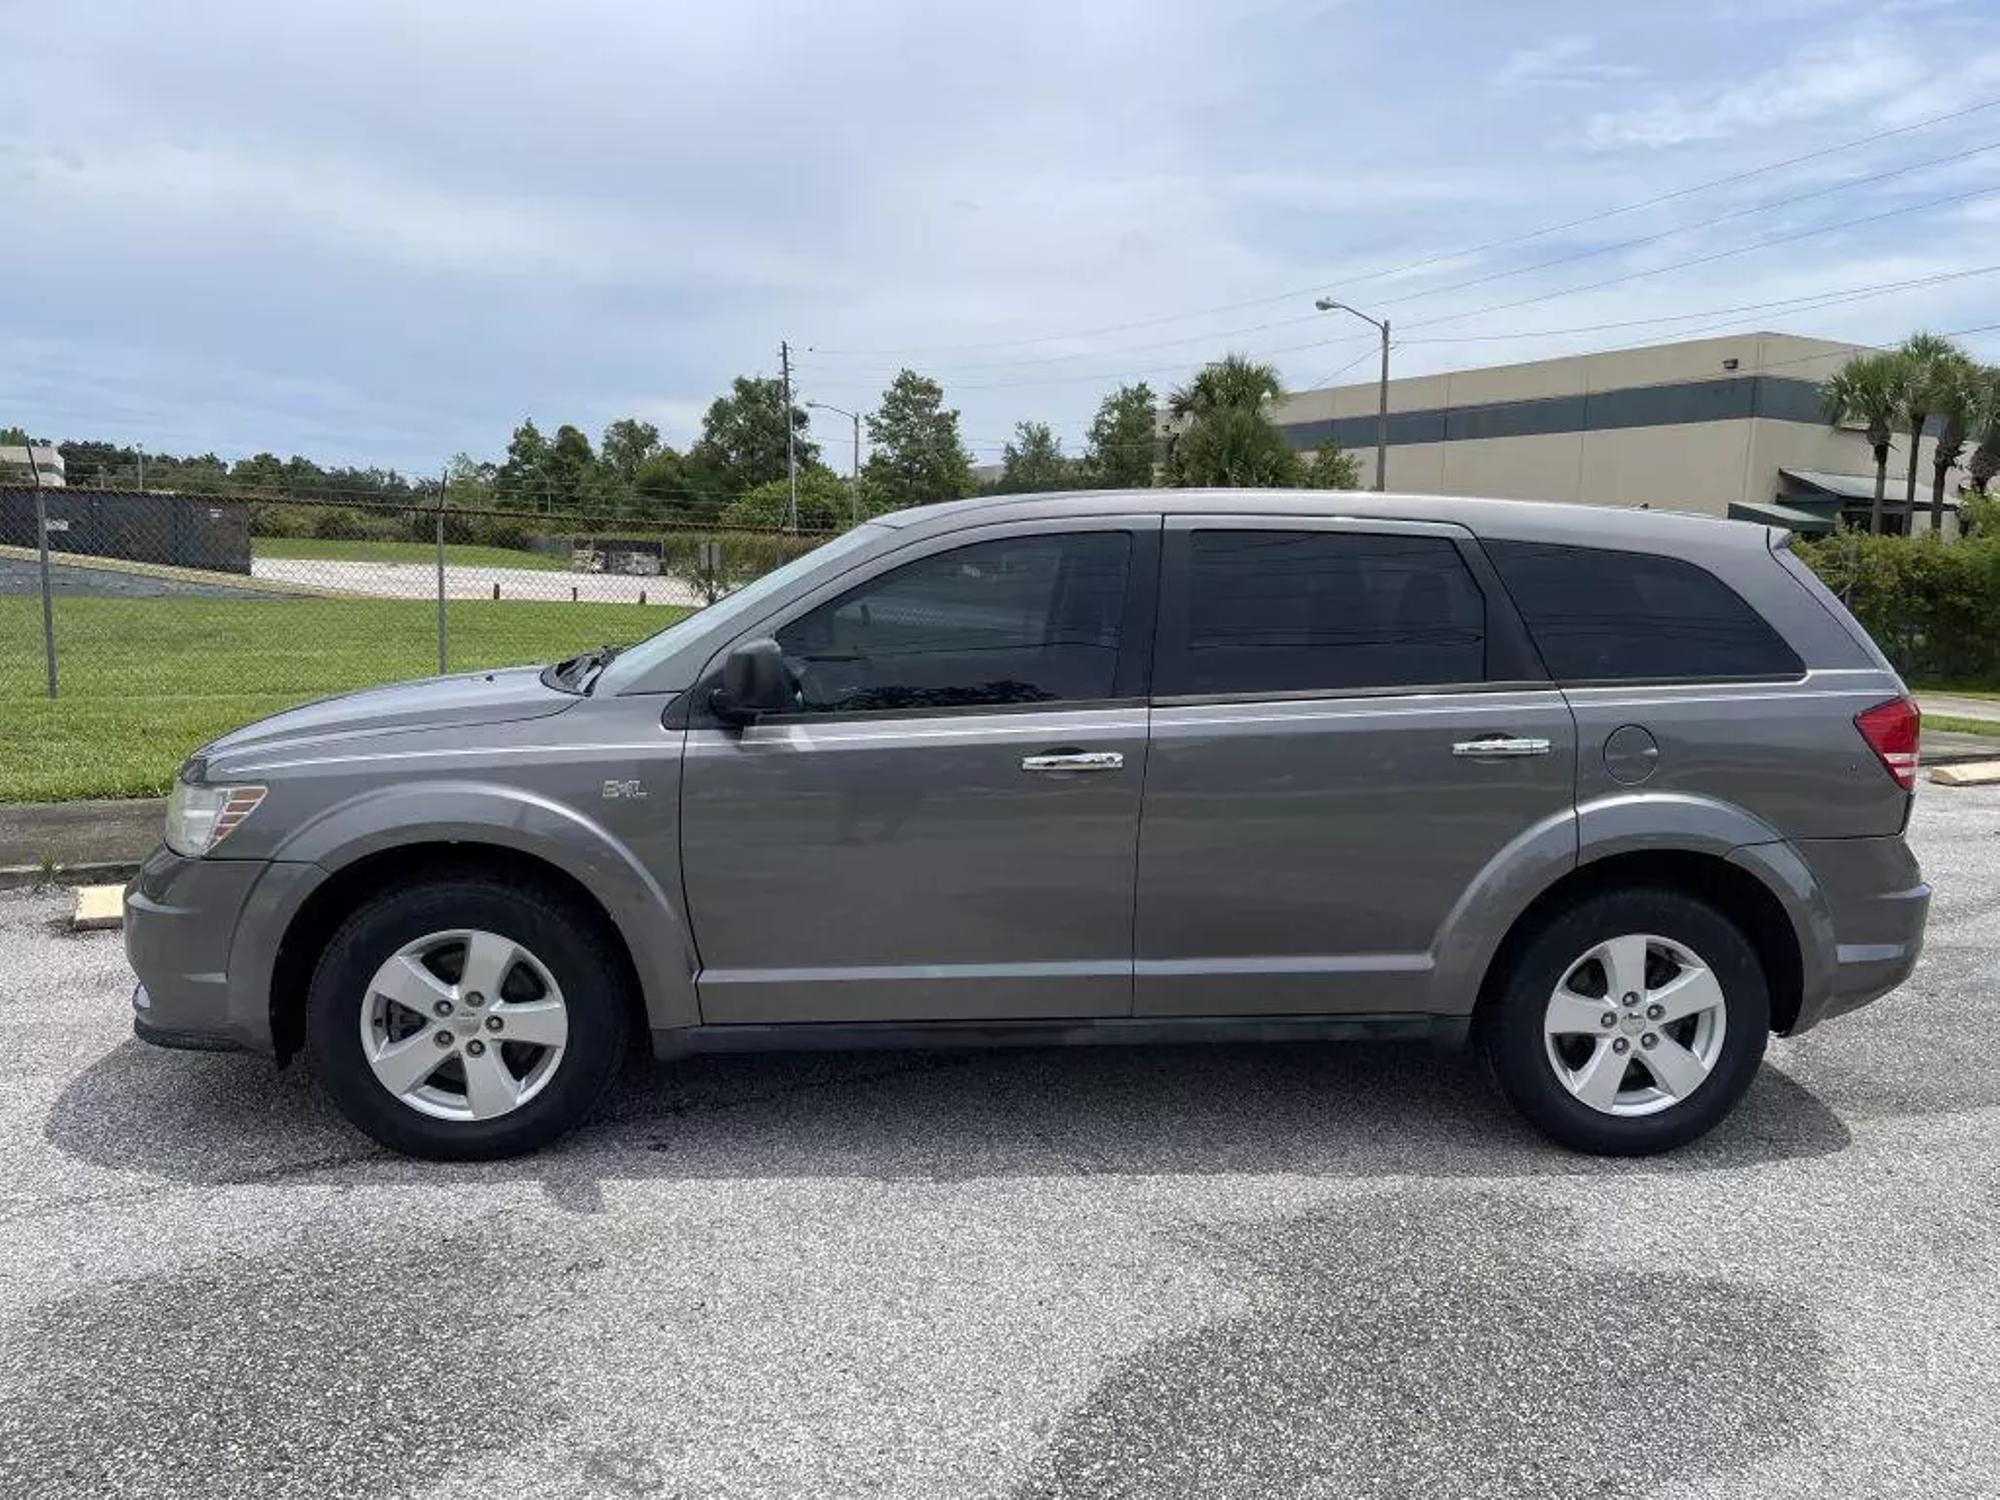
[2,595,686,802]
[1925,714,2000,738]
[253,536,571,570]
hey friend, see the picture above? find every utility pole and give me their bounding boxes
[779,339,798,532]
[807,401,863,527]
[136,445,145,491]
[435,466,449,676]
[1313,298,1392,492]
[26,443,56,698]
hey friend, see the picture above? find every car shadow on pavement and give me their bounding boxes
[44,1034,1851,1208]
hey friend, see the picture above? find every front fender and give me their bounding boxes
[270,780,700,1031]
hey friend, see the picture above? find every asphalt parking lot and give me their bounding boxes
[2,790,1997,1498]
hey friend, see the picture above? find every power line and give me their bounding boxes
[803,94,2000,358]
[797,134,2000,381]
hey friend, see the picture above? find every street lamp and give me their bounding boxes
[805,401,864,527]
[1313,297,1390,492]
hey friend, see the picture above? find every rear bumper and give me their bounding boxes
[1786,833,1929,1033]
[124,845,322,1055]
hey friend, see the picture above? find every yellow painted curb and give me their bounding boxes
[71,884,125,931]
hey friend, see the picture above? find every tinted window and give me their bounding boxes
[774,531,1130,713]
[1159,530,1486,696]
[1485,540,1802,683]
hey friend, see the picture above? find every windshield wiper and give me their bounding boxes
[577,643,627,694]
[543,643,624,694]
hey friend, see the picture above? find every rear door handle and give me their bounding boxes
[1452,736,1551,758]
[1021,751,1124,773]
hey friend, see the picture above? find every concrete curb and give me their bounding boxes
[0,798,161,877]
[0,860,142,893]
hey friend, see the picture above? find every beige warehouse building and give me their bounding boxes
[1272,331,1965,534]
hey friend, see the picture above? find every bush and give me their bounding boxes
[1796,530,2000,683]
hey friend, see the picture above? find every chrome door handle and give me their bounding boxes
[1452,736,1552,758]
[1021,751,1124,773]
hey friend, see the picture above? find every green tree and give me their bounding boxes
[1082,382,1157,487]
[863,369,974,509]
[0,425,30,445]
[547,423,599,512]
[997,421,1072,494]
[689,376,818,503]
[1965,365,2000,499]
[600,418,663,482]
[495,419,552,510]
[1821,353,1903,533]
[718,467,856,532]
[1921,348,1980,528]
[1895,332,1968,525]
[1302,437,1362,490]
[228,452,288,492]
[1163,354,1303,488]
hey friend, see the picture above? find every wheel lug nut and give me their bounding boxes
[1600,1011,1617,1028]
[1612,1038,1630,1054]
[434,1032,453,1048]
[484,1015,503,1032]
[1646,1003,1664,1020]
[466,1039,486,1057]
[466,992,486,1008]
[1622,992,1639,1007]
[1641,1033,1658,1049]
[433,1000,453,1017]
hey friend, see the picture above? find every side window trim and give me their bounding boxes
[687,517,1162,727]
[1149,515,1535,705]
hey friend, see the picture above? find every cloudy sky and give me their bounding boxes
[4,0,1999,476]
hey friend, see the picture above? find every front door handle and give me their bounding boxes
[1452,735,1552,758]
[1021,751,1125,773]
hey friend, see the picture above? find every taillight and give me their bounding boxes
[1854,696,1920,792]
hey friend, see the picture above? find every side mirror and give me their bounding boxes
[711,638,793,724]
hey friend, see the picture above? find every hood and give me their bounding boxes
[199,666,576,770]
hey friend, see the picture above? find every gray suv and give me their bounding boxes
[125,489,1929,1159]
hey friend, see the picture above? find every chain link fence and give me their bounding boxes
[1,485,825,802]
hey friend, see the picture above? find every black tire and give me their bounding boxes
[305,874,630,1160]
[1480,887,1770,1156]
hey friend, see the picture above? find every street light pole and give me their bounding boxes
[1313,297,1391,492]
[806,401,864,528]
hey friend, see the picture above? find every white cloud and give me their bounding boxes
[1583,29,1927,147]
[1493,36,1644,92]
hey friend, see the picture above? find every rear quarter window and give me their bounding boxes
[1484,539,1803,684]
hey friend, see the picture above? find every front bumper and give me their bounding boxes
[124,845,322,1055]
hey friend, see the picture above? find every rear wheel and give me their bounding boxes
[305,876,629,1159]
[1481,888,1770,1155]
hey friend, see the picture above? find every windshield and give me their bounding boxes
[591,525,883,695]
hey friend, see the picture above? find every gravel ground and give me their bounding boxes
[1,789,1997,1497]
[250,555,702,606]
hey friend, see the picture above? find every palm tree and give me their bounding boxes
[1926,350,1980,528]
[1966,365,2000,499]
[1895,332,1965,526]
[1820,352,1902,533]
[1164,355,1304,488]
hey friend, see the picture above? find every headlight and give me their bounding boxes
[165,778,267,857]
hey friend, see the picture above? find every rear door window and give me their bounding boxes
[1485,540,1803,683]
[1157,529,1487,697]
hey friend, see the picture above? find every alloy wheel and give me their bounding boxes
[358,929,570,1122]
[1543,933,1727,1118]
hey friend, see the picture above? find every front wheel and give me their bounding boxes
[305,875,630,1159]
[1481,888,1770,1156]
